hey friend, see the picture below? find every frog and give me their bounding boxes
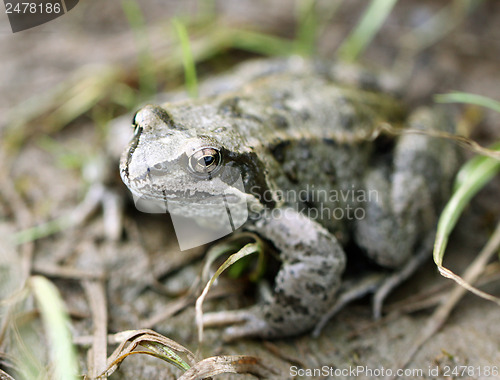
[119,57,458,339]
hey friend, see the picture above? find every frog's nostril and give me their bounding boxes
[147,163,169,177]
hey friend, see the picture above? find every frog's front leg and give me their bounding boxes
[203,207,346,339]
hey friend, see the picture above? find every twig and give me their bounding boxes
[33,263,105,281]
[83,280,108,378]
[0,152,35,345]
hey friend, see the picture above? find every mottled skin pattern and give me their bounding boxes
[120,57,458,339]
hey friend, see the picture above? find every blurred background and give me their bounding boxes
[1,1,500,379]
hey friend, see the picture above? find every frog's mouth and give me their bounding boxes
[129,186,244,206]
[163,189,240,203]
[129,186,250,221]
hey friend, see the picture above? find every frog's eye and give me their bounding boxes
[131,111,142,137]
[187,147,222,176]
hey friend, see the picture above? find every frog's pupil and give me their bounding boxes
[203,156,214,166]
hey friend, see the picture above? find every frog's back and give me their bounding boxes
[213,58,405,146]
[196,58,407,236]
[159,57,405,153]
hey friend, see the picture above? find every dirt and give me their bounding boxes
[1,1,500,379]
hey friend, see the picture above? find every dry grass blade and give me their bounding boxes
[33,263,105,281]
[0,369,15,380]
[98,329,195,378]
[378,123,500,161]
[262,341,306,369]
[142,281,245,329]
[393,221,500,379]
[196,238,264,344]
[83,280,108,378]
[0,353,19,380]
[81,329,275,379]
[177,355,278,380]
[438,265,500,306]
[381,265,500,316]
[141,296,196,329]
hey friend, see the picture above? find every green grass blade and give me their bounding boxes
[30,276,79,380]
[201,233,266,282]
[229,29,296,56]
[122,0,156,99]
[142,342,191,372]
[453,141,500,191]
[294,0,318,56]
[12,216,72,246]
[399,0,483,53]
[435,92,500,114]
[337,0,399,62]
[434,149,500,266]
[172,18,198,98]
[434,92,500,266]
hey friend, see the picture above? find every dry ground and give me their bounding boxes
[1,1,500,379]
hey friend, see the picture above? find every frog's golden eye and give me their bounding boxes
[188,147,222,176]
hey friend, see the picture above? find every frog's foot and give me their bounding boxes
[372,234,434,319]
[313,234,435,337]
[312,273,385,337]
[203,305,285,341]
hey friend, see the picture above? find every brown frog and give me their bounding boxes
[120,57,458,339]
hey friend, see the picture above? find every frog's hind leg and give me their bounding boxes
[203,207,346,339]
[353,107,458,317]
[312,272,386,337]
[313,233,433,336]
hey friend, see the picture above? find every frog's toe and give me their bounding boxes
[372,236,433,318]
[203,307,275,340]
[313,273,385,337]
